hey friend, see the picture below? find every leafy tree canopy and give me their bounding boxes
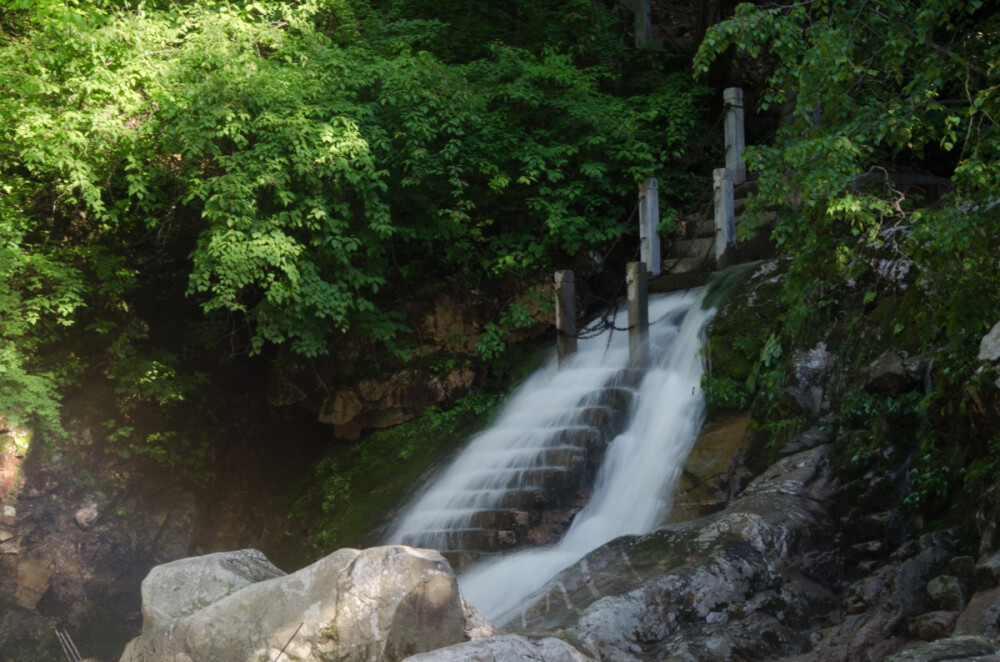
[696,0,1000,349]
[0,0,708,432]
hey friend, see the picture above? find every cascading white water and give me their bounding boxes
[389,288,716,623]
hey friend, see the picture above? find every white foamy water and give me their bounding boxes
[388,288,716,622]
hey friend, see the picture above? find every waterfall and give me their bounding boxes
[388,288,716,623]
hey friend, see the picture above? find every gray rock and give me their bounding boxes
[140,548,285,631]
[778,426,832,457]
[461,596,500,641]
[928,575,970,612]
[121,546,472,662]
[73,501,100,530]
[844,575,887,615]
[786,343,835,417]
[497,447,839,661]
[865,350,917,395]
[978,552,1000,589]
[907,611,958,641]
[883,635,1000,661]
[979,321,1000,362]
[955,586,1000,637]
[950,556,977,580]
[402,634,593,661]
[667,413,754,523]
[979,482,1000,556]
[796,535,951,661]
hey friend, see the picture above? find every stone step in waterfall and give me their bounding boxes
[394,368,642,571]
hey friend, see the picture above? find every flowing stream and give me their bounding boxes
[389,288,717,623]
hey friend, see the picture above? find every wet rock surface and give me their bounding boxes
[882,635,1000,661]
[499,446,839,661]
[666,412,754,523]
[402,634,593,662]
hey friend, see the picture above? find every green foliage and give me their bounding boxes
[0,222,84,433]
[694,0,1000,345]
[696,1,1000,509]
[292,388,503,553]
[1,0,709,464]
[701,268,785,417]
[702,375,751,411]
[964,435,1000,494]
[94,323,216,479]
[475,303,535,362]
[2,0,707,361]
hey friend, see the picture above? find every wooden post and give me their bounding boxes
[639,178,661,277]
[634,0,652,47]
[627,262,649,368]
[554,270,577,366]
[713,168,735,269]
[724,87,746,186]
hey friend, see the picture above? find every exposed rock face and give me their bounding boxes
[882,635,1000,661]
[140,549,285,631]
[927,575,970,612]
[806,535,952,661]
[318,368,476,433]
[402,634,593,662]
[907,611,958,641]
[786,342,835,418]
[979,320,1000,362]
[666,412,754,523]
[864,350,924,396]
[502,446,839,661]
[954,586,1000,638]
[979,481,1000,558]
[978,552,1000,589]
[0,471,202,656]
[120,546,476,662]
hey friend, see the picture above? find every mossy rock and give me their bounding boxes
[703,260,788,414]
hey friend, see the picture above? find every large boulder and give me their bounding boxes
[120,546,476,662]
[498,446,840,661]
[139,548,286,631]
[882,635,1000,661]
[927,575,970,612]
[977,551,1000,590]
[954,586,1000,638]
[402,634,593,662]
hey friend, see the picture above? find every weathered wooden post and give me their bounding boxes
[713,168,735,269]
[554,270,577,366]
[634,0,652,47]
[627,262,649,368]
[724,87,746,186]
[639,178,661,277]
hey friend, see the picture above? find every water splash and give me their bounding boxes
[389,288,716,622]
